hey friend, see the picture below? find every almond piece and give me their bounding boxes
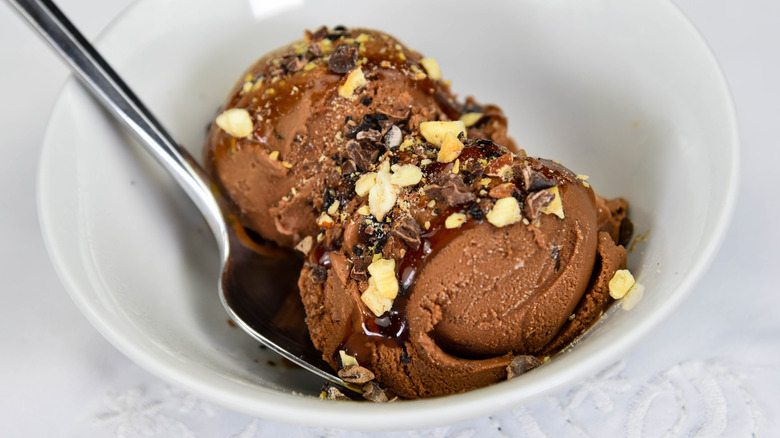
[294,236,313,255]
[445,212,467,229]
[338,67,367,99]
[215,108,253,138]
[355,172,377,197]
[419,121,466,147]
[339,350,359,368]
[621,281,644,310]
[437,132,464,163]
[317,213,335,229]
[419,57,442,80]
[360,278,394,316]
[389,164,423,187]
[357,205,371,215]
[367,258,398,299]
[486,197,522,228]
[460,112,483,128]
[609,269,636,299]
[368,162,398,221]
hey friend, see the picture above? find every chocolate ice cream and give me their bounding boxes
[205,27,632,399]
[205,27,514,248]
[298,138,629,398]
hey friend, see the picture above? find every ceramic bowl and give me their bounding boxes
[38,0,738,430]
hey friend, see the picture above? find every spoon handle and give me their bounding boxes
[8,0,227,249]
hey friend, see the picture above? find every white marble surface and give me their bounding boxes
[1,0,778,436]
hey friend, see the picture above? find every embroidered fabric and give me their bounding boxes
[85,359,768,437]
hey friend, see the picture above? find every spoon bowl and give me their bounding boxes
[10,0,346,388]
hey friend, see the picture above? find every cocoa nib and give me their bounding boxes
[506,355,543,380]
[310,265,328,284]
[520,164,556,192]
[485,153,514,178]
[356,129,382,142]
[340,159,357,176]
[424,174,475,206]
[280,55,306,73]
[362,381,392,403]
[350,256,369,282]
[488,182,518,199]
[346,114,381,139]
[328,43,358,74]
[308,42,323,57]
[306,26,329,43]
[467,202,484,220]
[390,216,422,250]
[321,383,351,401]
[338,365,375,384]
[524,189,555,220]
[383,125,402,148]
[345,140,378,171]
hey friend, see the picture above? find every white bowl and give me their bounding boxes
[37,0,738,430]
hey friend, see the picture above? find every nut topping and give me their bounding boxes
[361,278,394,316]
[361,257,399,316]
[215,108,253,138]
[366,258,398,299]
[368,163,398,221]
[444,212,467,229]
[339,350,359,367]
[486,196,522,228]
[419,57,442,80]
[338,67,367,99]
[608,269,635,299]
[621,281,644,310]
[485,153,514,180]
[419,120,466,147]
[437,133,465,163]
[280,55,306,72]
[294,236,313,255]
[389,164,423,187]
[460,112,483,128]
[520,164,556,192]
[355,172,377,197]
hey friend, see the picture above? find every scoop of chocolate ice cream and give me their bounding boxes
[204,27,514,247]
[298,134,629,398]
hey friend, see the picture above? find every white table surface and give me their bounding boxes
[2,0,778,436]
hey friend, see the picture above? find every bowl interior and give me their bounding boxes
[38,0,737,430]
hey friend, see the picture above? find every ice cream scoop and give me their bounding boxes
[204,27,515,249]
[298,139,629,398]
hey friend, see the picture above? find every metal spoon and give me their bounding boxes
[10,0,351,390]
